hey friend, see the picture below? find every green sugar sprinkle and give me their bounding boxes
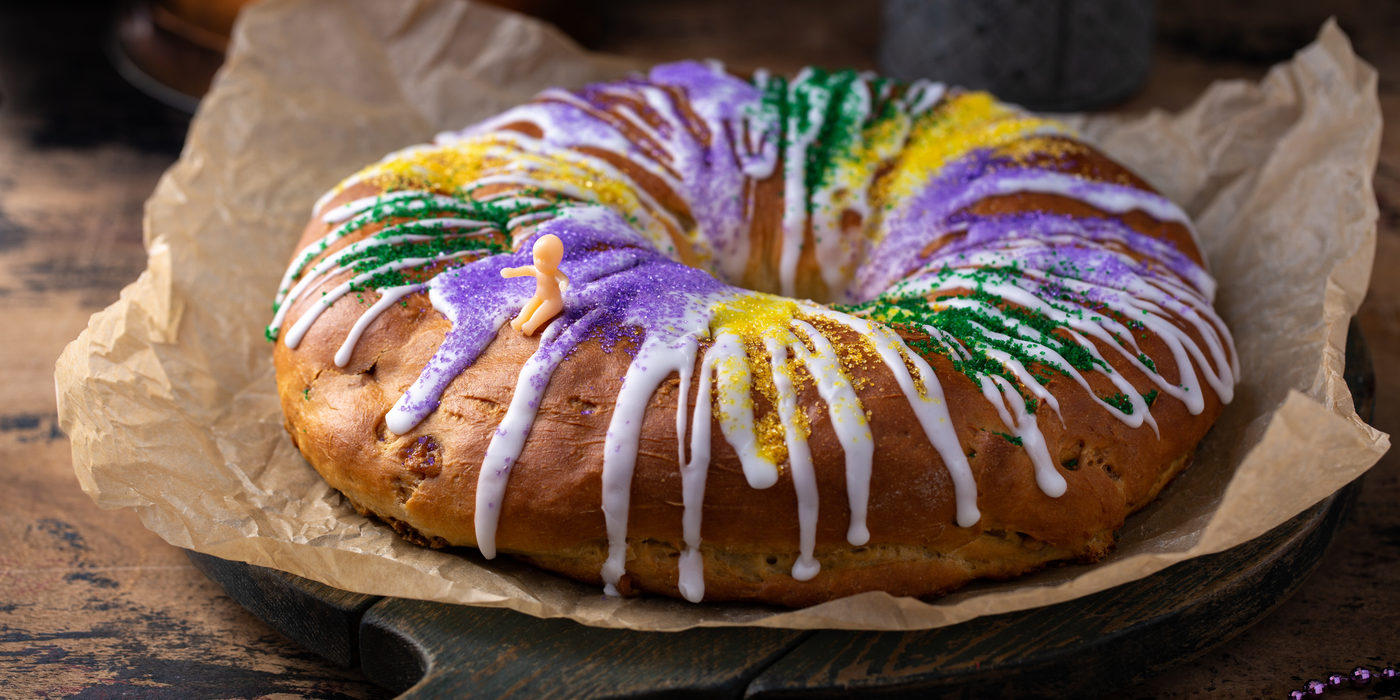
[757,68,907,215]
[1102,392,1135,414]
[268,190,549,341]
[339,228,506,292]
[838,266,1107,414]
[277,188,571,305]
[991,431,1023,446]
[1138,353,1157,372]
[1143,389,1159,405]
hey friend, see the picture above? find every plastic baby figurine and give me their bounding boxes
[501,233,570,336]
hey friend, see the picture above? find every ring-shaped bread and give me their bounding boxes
[270,62,1237,607]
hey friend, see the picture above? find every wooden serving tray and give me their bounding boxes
[187,320,1375,699]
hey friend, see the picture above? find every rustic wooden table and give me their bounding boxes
[2,2,1397,698]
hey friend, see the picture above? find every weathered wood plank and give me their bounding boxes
[358,600,812,699]
[185,550,382,668]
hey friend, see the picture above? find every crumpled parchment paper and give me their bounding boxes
[56,0,1389,631]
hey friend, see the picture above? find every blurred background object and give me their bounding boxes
[108,0,255,111]
[1157,0,1369,61]
[103,0,1394,115]
[107,0,607,112]
[878,0,1156,112]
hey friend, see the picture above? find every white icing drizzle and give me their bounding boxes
[321,190,424,223]
[778,67,827,298]
[450,130,691,250]
[790,319,874,546]
[916,170,1204,256]
[474,309,604,560]
[894,252,1237,417]
[383,285,524,435]
[804,306,983,528]
[458,140,686,252]
[774,72,948,301]
[902,80,948,116]
[737,69,781,180]
[334,284,423,367]
[764,335,821,581]
[601,334,702,596]
[979,374,1067,497]
[447,73,761,280]
[275,194,492,309]
[675,334,731,602]
[270,221,494,336]
[1149,275,1239,377]
[932,297,1157,435]
[284,251,479,349]
[807,78,873,300]
[710,330,781,490]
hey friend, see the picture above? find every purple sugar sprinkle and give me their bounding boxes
[857,152,1206,301]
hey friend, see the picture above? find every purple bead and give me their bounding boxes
[1351,666,1374,687]
[1306,679,1327,695]
[1382,666,1398,680]
[1289,691,1306,700]
[1327,674,1346,688]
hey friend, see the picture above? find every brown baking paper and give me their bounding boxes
[56,0,1389,631]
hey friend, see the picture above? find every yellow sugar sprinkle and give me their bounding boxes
[993,135,1086,163]
[709,293,801,344]
[878,92,1073,204]
[707,292,812,469]
[829,111,911,194]
[714,355,752,411]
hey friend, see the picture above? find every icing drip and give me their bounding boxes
[738,69,782,180]
[779,68,827,298]
[475,311,601,559]
[675,332,736,602]
[806,307,983,528]
[980,374,1066,497]
[602,334,705,596]
[790,320,873,546]
[334,284,423,367]
[273,61,1239,602]
[757,68,945,300]
[764,335,821,580]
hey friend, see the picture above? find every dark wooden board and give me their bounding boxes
[185,550,380,668]
[189,320,1375,699]
[360,600,812,699]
